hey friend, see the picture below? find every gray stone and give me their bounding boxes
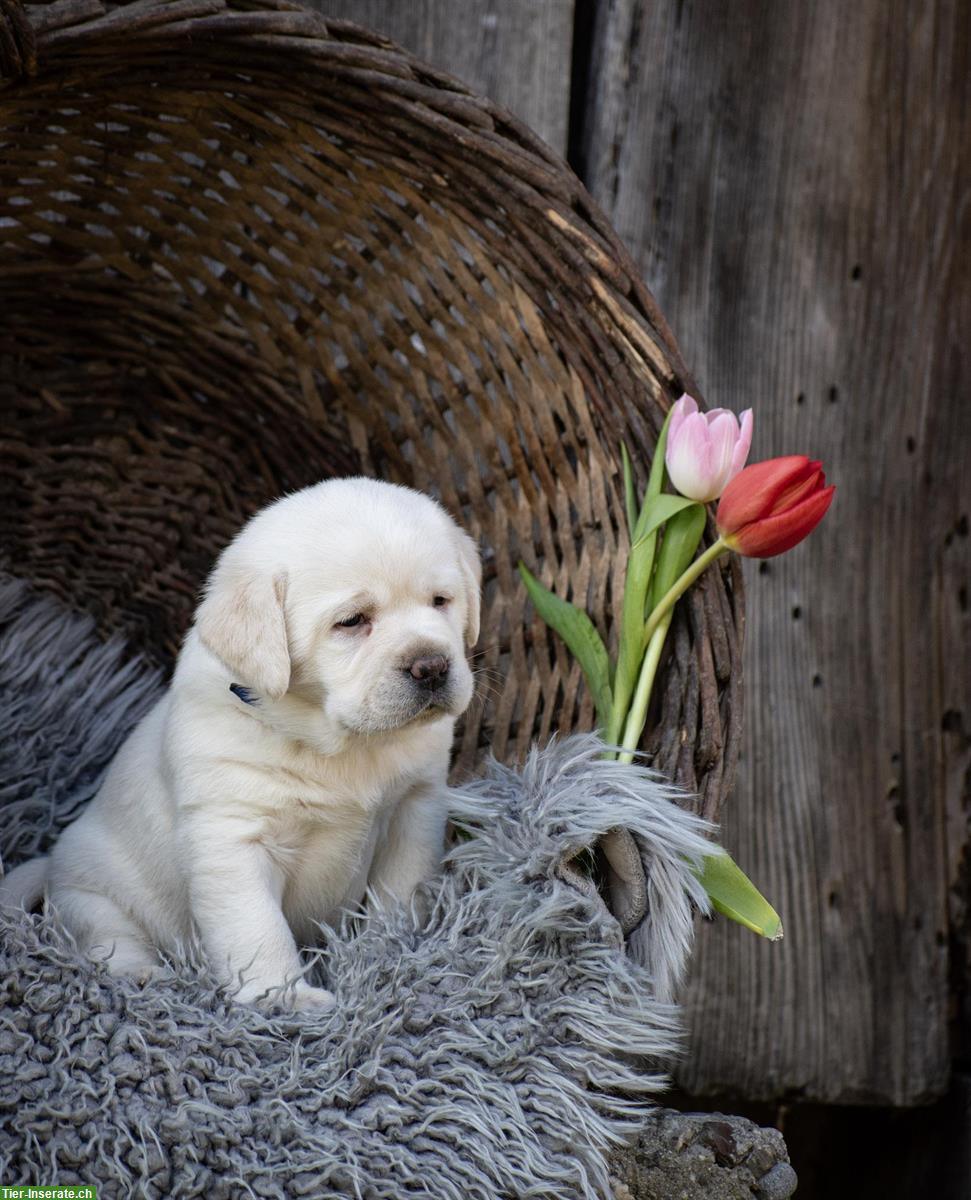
[610,1109,798,1199]
[756,1162,800,1200]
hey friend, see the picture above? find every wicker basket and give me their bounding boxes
[0,0,743,837]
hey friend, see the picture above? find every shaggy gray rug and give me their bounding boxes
[0,576,713,1199]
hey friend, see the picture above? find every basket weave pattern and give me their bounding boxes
[0,0,742,819]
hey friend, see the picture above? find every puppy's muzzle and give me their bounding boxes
[406,654,449,692]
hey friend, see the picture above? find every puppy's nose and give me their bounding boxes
[407,655,449,688]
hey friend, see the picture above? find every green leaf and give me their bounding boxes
[611,494,698,737]
[518,562,613,732]
[631,493,701,551]
[647,502,707,615]
[607,413,683,749]
[637,407,674,538]
[696,851,784,940]
[621,441,638,543]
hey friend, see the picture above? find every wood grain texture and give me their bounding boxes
[580,0,971,1104]
[304,0,575,156]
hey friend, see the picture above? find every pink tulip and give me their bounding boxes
[665,394,753,503]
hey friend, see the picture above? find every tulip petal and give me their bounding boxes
[728,409,753,482]
[728,485,835,557]
[706,411,741,497]
[667,410,718,501]
[667,394,697,448]
[773,461,823,512]
[716,455,817,533]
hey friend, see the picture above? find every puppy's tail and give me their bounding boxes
[0,856,50,912]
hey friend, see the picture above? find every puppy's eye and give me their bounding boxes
[337,613,366,628]
[432,595,450,608]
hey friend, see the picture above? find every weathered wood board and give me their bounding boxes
[306,0,575,157]
[300,0,970,1107]
[579,0,971,1104]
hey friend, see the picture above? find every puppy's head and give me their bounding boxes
[194,477,481,736]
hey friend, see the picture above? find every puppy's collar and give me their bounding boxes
[229,682,259,706]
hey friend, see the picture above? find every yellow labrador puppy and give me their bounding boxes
[1,478,481,1011]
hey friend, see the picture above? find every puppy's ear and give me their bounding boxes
[195,564,291,699]
[455,529,482,648]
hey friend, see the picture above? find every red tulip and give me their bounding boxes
[716,456,835,558]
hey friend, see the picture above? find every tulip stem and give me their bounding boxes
[618,612,673,763]
[641,536,731,652]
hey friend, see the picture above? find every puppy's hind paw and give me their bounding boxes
[91,941,162,985]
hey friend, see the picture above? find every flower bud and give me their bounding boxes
[716,455,835,557]
[665,394,753,503]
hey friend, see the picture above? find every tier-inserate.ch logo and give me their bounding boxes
[0,1189,97,1199]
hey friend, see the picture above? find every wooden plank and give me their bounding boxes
[304,0,575,157]
[580,0,971,1104]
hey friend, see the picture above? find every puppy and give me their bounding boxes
[0,477,481,1010]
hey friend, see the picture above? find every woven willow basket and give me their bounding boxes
[0,0,743,881]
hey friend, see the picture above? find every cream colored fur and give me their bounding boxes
[0,477,481,1011]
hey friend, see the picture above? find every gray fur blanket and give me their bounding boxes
[0,576,713,1199]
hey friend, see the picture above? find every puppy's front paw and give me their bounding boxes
[233,978,335,1012]
[132,963,163,987]
[287,981,336,1012]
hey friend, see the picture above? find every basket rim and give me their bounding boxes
[2,0,698,397]
[0,0,745,826]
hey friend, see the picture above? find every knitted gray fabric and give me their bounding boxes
[0,577,714,1199]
